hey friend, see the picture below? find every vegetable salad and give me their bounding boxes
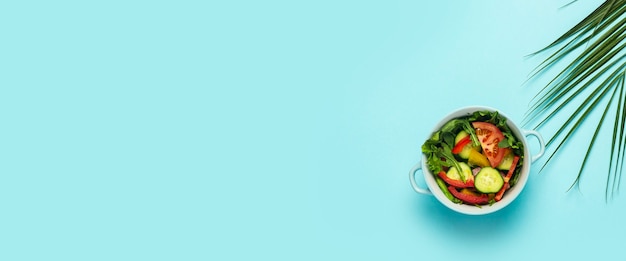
[422,111,524,206]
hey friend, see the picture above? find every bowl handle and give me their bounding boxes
[522,129,546,163]
[409,162,432,195]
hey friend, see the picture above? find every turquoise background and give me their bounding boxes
[1,0,621,260]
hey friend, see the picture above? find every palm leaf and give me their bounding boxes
[525,0,626,200]
[566,73,621,192]
[616,76,626,192]
[608,76,625,200]
[537,72,617,172]
[526,14,626,124]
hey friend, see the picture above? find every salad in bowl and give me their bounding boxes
[410,106,545,215]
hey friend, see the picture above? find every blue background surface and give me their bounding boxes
[1,0,621,260]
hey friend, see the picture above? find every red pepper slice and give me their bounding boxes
[494,183,510,202]
[437,171,474,188]
[503,156,520,183]
[451,136,471,154]
[448,186,489,205]
[495,155,520,202]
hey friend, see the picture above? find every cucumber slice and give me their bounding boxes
[497,151,514,170]
[446,162,473,182]
[455,131,478,159]
[458,145,473,159]
[455,131,469,144]
[474,167,504,193]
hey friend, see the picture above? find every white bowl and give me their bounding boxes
[409,106,545,215]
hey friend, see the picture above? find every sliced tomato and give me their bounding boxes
[472,122,506,168]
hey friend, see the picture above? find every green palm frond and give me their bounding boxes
[525,0,626,201]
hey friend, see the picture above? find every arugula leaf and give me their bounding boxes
[441,143,464,182]
[441,132,455,149]
[422,120,468,178]
[461,121,480,147]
